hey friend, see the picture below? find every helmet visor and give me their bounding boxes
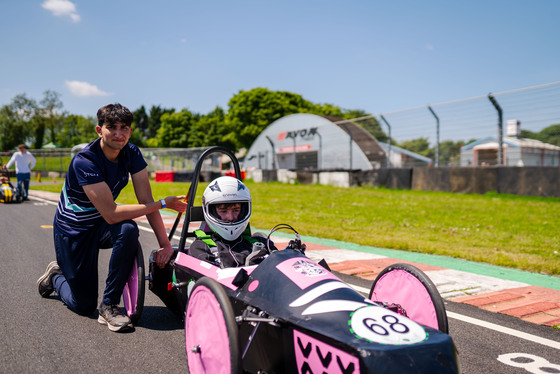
[207,201,250,225]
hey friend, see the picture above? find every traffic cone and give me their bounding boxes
[37,172,41,183]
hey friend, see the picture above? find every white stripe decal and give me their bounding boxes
[290,281,352,307]
[302,300,369,315]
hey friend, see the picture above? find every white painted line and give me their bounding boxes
[29,196,58,206]
[137,224,182,241]
[446,311,560,350]
[306,249,386,264]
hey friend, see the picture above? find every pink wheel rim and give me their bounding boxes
[185,286,231,374]
[123,257,138,316]
[372,269,438,330]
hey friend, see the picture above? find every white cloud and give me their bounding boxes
[42,0,81,23]
[65,81,112,97]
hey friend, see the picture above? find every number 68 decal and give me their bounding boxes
[350,306,427,345]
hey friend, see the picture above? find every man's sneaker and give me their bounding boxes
[98,303,133,332]
[37,261,62,297]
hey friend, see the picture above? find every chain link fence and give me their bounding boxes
[5,147,220,175]
[245,81,560,172]
[370,81,560,167]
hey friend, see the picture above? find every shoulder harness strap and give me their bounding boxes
[194,227,257,247]
[194,229,216,247]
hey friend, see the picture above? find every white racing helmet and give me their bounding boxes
[202,176,252,241]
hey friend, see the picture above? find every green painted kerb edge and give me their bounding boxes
[266,230,560,291]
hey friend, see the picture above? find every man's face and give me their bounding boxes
[215,203,241,222]
[18,146,26,154]
[96,122,132,151]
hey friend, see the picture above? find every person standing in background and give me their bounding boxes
[4,144,36,200]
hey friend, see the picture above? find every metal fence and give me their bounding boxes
[369,81,560,167]
[7,147,220,174]
[246,81,560,171]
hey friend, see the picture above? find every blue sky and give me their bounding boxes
[1,0,559,119]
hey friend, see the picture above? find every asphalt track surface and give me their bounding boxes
[1,197,559,373]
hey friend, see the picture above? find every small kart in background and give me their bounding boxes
[124,146,460,373]
[0,159,23,204]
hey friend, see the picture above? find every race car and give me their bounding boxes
[124,146,460,373]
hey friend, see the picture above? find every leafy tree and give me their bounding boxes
[129,127,146,147]
[226,88,313,150]
[39,90,64,147]
[130,105,149,146]
[189,106,236,149]
[0,105,21,151]
[520,125,560,146]
[520,129,538,139]
[0,94,37,151]
[438,140,464,166]
[133,105,149,136]
[309,103,343,117]
[226,88,389,151]
[147,105,175,139]
[399,137,434,159]
[57,114,97,147]
[156,109,196,147]
[537,124,560,146]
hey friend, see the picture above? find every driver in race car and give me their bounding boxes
[188,176,275,267]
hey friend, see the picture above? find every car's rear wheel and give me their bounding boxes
[369,263,448,333]
[122,245,145,325]
[185,277,240,374]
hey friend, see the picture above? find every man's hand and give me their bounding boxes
[153,246,174,269]
[163,195,188,213]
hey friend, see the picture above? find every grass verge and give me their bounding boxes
[32,180,560,275]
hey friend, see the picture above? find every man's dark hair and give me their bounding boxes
[97,103,133,127]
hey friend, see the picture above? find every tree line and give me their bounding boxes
[1,88,558,165]
[0,88,387,152]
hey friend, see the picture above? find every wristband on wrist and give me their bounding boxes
[159,199,166,209]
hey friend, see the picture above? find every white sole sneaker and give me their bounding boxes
[98,315,133,332]
[37,261,60,297]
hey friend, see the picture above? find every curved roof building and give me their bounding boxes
[243,113,387,171]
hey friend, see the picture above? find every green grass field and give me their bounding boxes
[33,156,73,172]
[32,180,560,275]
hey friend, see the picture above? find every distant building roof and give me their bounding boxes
[462,136,560,151]
[42,142,61,149]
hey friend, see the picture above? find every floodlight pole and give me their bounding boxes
[427,106,440,167]
[316,131,322,170]
[380,115,392,168]
[488,93,503,166]
[291,134,297,170]
[265,135,276,169]
[340,123,353,170]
